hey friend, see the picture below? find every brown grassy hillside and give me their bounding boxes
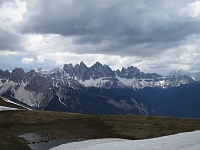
[0,108,200,149]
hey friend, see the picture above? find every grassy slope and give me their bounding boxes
[1,97,200,149]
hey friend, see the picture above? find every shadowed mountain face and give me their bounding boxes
[0,62,199,118]
[138,82,200,118]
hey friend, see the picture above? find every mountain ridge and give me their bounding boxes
[0,62,198,117]
[169,69,200,81]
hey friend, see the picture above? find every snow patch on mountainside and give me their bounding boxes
[117,77,141,89]
[0,106,19,111]
[79,78,110,87]
[33,68,49,75]
[79,77,158,89]
[78,75,187,89]
[2,97,32,110]
[155,80,168,88]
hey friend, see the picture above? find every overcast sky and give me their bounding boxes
[1,0,200,75]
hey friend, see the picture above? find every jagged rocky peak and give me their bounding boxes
[63,63,74,76]
[74,62,88,72]
[102,64,115,76]
[116,66,141,78]
[63,63,74,70]
[49,68,63,78]
[116,69,120,76]
[9,68,25,83]
[73,62,89,80]
[62,61,163,80]
[80,61,87,68]
[63,62,89,80]
[62,62,116,80]
[26,69,40,77]
[91,61,103,69]
[11,68,25,75]
[0,69,10,78]
[90,62,115,79]
[115,66,162,79]
[49,68,62,73]
[169,69,190,77]
[169,69,200,81]
[125,66,141,78]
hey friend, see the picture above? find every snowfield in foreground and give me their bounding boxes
[0,106,19,111]
[50,131,200,150]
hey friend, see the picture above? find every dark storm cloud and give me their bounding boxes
[73,35,103,45]
[0,29,23,51]
[19,0,200,56]
[0,0,24,51]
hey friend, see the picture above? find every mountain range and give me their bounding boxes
[169,69,200,81]
[0,62,199,118]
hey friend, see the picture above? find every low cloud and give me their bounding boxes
[179,1,200,18]
[0,0,13,6]
[36,55,45,63]
[21,57,34,64]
